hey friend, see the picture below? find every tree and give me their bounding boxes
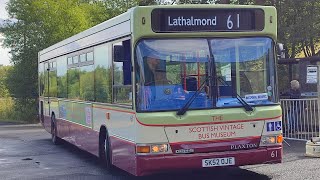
[0,0,109,122]
[0,66,12,98]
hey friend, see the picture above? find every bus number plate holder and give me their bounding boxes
[202,157,235,167]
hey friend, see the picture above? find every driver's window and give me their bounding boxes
[112,39,132,105]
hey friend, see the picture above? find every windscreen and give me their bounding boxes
[135,37,276,112]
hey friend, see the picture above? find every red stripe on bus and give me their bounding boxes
[93,106,136,114]
[210,115,282,124]
[169,136,261,145]
[136,115,282,127]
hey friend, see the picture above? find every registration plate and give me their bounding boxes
[202,157,235,167]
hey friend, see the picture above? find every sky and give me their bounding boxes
[0,0,10,66]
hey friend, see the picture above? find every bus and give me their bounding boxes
[38,5,283,176]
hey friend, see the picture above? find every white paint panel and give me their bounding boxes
[135,123,169,144]
[92,107,135,142]
[164,121,265,143]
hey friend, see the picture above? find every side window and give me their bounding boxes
[94,44,112,103]
[67,57,72,65]
[67,66,80,99]
[80,54,86,62]
[112,39,132,105]
[79,64,94,101]
[48,60,57,97]
[57,56,67,98]
[87,52,94,61]
[44,62,49,97]
[73,55,79,64]
[39,63,45,97]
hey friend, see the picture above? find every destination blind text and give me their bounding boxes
[168,16,217,27]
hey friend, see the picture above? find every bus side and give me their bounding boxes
[38,10,137,172]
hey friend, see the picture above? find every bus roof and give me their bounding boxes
[39,4,276,63]
[38,9,132,63]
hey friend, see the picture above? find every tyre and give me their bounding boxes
[51,114,62,145]
[99,131,113,171]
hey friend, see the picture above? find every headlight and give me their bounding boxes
[136,144,169,154]
[151,144,168,153]
[260,135,283,146]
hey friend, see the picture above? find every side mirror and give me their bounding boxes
[113,45,125,62]
[277,43,286,59]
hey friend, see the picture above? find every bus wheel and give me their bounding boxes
[51,114,61,145]
[99,132,113,170]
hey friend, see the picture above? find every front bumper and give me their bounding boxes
[136,145,282,176]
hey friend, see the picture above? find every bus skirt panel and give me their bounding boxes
[136,145,282,176]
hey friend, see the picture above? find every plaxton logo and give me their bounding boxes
[230,143,258,150]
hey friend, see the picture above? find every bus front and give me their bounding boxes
[132,5,282,176]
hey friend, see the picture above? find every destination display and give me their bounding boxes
[151,9,264,32]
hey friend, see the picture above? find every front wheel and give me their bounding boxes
[99,134,113,171]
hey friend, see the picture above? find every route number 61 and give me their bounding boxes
[271,150,278,158]
[227,14,240,29]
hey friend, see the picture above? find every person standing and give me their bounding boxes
[283,80,301,133]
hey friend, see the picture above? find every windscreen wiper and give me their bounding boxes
[176,76,211,116]
[217,77,253,112]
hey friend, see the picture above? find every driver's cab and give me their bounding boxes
[142,56,186,102]
[135,39,212,112]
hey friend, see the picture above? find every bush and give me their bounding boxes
[0,98,38,123]
[0,98,15,121]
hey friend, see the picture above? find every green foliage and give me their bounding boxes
[0,98,15,121]
[104,0,141,18]
[0,66,12,98]
[0,0,111,122]
[275,0,320,58]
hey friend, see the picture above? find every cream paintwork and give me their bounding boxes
[163,117,282,143]
[91,107,171,144]
[92,106,136,143]
[164,121,263,143]
[134,121,170,144]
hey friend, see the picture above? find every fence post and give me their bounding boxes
[317,62,320,138]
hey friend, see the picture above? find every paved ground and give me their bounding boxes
[0,124,318,180]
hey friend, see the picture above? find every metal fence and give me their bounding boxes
[280,98,320,140]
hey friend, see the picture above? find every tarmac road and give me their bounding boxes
[0,124,318,180]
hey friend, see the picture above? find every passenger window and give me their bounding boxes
[67,57,72,65]
[87,52,94,61]
[80,54,86,62]
[112,39,132,105]
[73,56,79,64]
[94,44,112,103]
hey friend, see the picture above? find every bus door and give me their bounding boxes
[44,62,51,118]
